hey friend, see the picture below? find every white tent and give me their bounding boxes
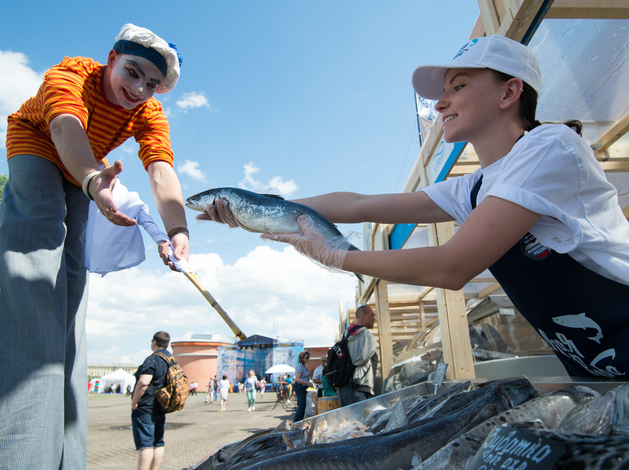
[98,369,135,394]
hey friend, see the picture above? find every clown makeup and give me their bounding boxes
[107,52,163,109]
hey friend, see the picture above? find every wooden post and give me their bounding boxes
[374,280,393,381]
[418,160,475,380]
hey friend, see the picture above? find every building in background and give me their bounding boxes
[88,364,137,378]
[171,334,237,391]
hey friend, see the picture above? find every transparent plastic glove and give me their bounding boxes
[195,199,239,228]
[261,215,350,274]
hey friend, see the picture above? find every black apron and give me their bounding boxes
[471,175,629,378]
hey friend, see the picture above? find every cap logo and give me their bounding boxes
[452,38,479,60]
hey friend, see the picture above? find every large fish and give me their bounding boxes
[186,187,363,281]
[222,382,514,470]
[413,385,600,470]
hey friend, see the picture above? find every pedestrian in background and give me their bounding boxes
[205,378,215,404]
[259,377,266,398]
[311,356,325,414]
[245,370,259,412]
[293,351,313,422]
[131,331,171,470]
[219,375,230,412]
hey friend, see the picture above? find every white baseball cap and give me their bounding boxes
[411,35,542,100]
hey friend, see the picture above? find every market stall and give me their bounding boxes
[193,1,629,468]
[192,376,629,469]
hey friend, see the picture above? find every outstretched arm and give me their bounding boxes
[292,191,454,225]
[265,195,541,289]
[342,196,541,288]
[148,161,190,270]
[50,113,136,226]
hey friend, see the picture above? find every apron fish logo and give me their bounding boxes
[552,313,603,344]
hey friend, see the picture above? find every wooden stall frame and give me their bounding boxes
[351,0,629,383]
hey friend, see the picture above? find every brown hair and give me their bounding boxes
[152,331,170,349]
[490,70,582,136]
[298,350,310,364]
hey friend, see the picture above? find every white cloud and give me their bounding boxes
[0,50,45,149]
[238,162,299,197]
[176,92,211,112]
[86,245,356,364]
[178,159,207,182]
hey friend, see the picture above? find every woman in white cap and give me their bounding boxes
[0,24,189,468]
[206,35,629,380]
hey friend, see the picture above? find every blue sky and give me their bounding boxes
[0,1,480,365]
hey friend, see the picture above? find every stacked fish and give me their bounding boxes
[201,377,629,470]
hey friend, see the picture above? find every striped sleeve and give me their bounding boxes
[134,103,174,170]
[40,58,93,129]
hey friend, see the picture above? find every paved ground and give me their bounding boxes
[87,390,296,470]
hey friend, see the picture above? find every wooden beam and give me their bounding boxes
[477,281,504,298]
[592,112,629,153]
[402,119,444,193]
[599,161,629,173]
[601,143,629,160]
[433,220,475,379]
[477,0,501,35]
[470,13,487,39]
[547,0,629,19]
[375,281,394,380]
[498,0,548,42]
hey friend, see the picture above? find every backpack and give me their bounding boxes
[152,351,189,413]
[325,324,362,388]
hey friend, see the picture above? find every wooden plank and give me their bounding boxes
[498,0,546,42]
[418,159,475,379]
[477,0,501,35]
[477,281,504,298]
[547,0,629,18]
[599,161,629,173]
[470,13,487,39]
[375,280,394,380]
[403,120,444,193]
[420,302,426,330]
[602,143,629,160]
[433,221,475,379]
[592,112,629,153]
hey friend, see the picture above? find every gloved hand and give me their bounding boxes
[195,198,239,228]
[261,216,350,273]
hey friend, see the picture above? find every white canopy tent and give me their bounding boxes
[98,369,136,394]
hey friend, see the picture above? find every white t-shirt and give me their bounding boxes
[423,124,629,286]
[219,379,230,395]
[245,376,258,392]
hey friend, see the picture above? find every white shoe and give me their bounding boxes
[248,407,251,412]
[286,400,291,405]
[252,406,255,411]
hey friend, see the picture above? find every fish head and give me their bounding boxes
[186,189,218,211]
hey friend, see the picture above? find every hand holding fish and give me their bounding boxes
[90,161,137,227]
[261,216,350,273]
[197,198,239,228]
[186,187,364,280]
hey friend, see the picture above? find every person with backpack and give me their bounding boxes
[336,305,378,407]
[131,331,172,470]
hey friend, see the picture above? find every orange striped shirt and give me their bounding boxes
[6,56,174,186]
